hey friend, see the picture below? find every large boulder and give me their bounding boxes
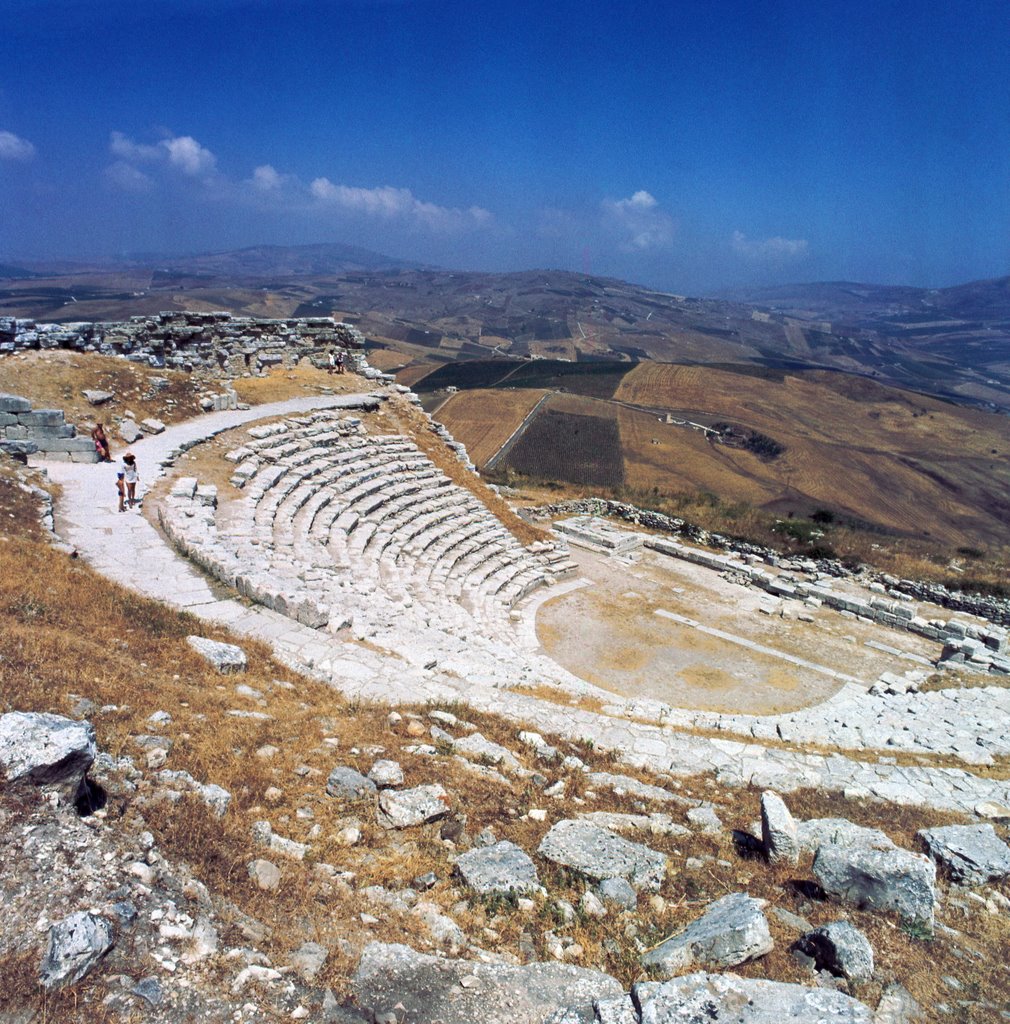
[918,824,1010,885]
[39,911,115,988]
[793,920,874,982]
[454,841,540,895]
[538,819,667,892]
[640,893,773,976]
[761,791,799,865]
[812,843,936,927]
[796,818,894,854]
[0,712,96,801]
[636,972,872,1023]
[353,942,622,1024]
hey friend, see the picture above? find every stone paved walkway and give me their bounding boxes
[38,394,1010,818]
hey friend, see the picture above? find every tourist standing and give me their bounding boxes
[117,452,140,511]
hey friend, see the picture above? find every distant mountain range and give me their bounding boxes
[2,243,1009,409]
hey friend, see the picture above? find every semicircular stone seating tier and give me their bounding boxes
[158,409,577,673]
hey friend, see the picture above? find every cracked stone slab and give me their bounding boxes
[918,824,1010,885]
[640,892,773,975]
[454,840,540,895]
[538,819,667,892]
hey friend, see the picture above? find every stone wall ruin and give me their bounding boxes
[0,311,370,378]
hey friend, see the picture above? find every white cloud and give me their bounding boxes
[109,131,160,163]
[161,135,216,176]
[104,160,154,193]
[731,230,809,261]
[601,190,674,251]
[249,164,284,190]
[0,130,35,161]
[310,178,492,230]
[107,130,217,184]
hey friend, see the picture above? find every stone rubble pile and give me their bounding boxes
[7,684,1010,1020]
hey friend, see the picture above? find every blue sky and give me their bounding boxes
[2,0,1009,293]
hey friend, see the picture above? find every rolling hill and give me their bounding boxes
[3,245,1010,409]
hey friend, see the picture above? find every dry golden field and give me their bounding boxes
[433,387,549,466]
[440,363,1010,551]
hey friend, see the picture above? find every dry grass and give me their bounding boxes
[376,394,549,547]
[2,469,1010,1018]
[0,350,205,433]
[230,362,371,405]
[445,362,1010,557]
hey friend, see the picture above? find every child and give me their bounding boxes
[117,452,139,511]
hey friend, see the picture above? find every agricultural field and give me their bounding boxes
[411,357,635,399]
[434,388,547,466]
[438,360,1010,551]
[500,406,624,488]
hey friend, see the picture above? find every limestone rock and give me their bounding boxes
[140,417,166,435]
[376,784,451,829]
[640,892,773,976]
[187,635,247,673]
[119,419,143,443]
[248,859,281,891]
[538,819,666,892]
[454,840,540,895]
[0,711,96,800]
[797,818,894,854]
[592,995,639,1024]
[685,804,722,834]
[327,766,378,801]
[636,972,872,1023]
[453,732,522,772]
[353,942,622,1024]
[82,389,113,405]
[873,982,924,1024]
[411,901,465,952]
[290,941,329,982]
[367,759,404,788]
[793,920,874,982]
[813,844,936,927]
[761,790,799,865]
[39,911,115,988]
[598,877,637,910]
[918,824,1010,885]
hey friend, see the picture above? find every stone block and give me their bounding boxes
[186,635,247,673]
[636,972,872,1023]
[812,843,935,927]
[538,819,667,891]
[0,393,31,413]
[761,790,799,865]
[640,893,773,975]
[377,784,451,829]
[455,840,540,895]
[918,824,1010,885]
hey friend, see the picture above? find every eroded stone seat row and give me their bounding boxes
[159,409,574,651]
